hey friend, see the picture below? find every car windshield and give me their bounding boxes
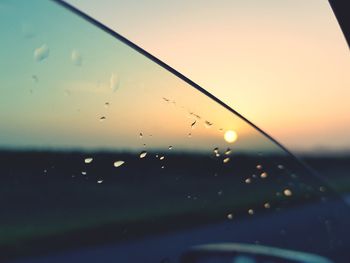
[0,0,349,262]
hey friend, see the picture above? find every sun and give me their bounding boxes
[224,130,238,143]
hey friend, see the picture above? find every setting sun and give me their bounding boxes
[224,130,238,143]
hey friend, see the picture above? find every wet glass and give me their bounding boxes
[0,0,350,262]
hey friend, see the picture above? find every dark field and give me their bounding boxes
[0,150,349,261]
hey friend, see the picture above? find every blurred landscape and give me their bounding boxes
[0,149,347,261]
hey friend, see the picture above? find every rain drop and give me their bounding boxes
[32,75,38,83]
[114,160,125,167]
[84,157,93,164]
[277,164,284,169]
[256,164,262,170]
[139,132,143,138]
[139,151,147,158]
[168,146,173,150]
[218,190,223,196]
[248,209,254,215]
[204,120,213,128]
[227,213,234,220]
[71,50,82,66]
[159,156,165,160]
[260,172,268,178]
[81,171,87,175]
[97,179,103,184]
[223,157,230,164]
[225,148,231,155]
[283,189,293,197]
[99,116,106,122]
[110,73,120,91]
[264,202,271,209]
[64,90,71,96]
[34,44,49,62]
[104,102,110,108]
[245,178,252,184]
[213,147,219,154]
[191,120,196,129]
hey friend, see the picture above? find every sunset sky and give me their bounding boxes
[0,0,349,155]
[66,0,350,153]
[1,0,280,154]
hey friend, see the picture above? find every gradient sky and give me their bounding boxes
[66,0,350,153]
[0,0,282,154]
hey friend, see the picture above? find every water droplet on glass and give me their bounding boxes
[252,174,257,178]
[248,209,254,215]
[215,153,220,157]
[256,164,262,170]
[162,97,170,102]
[104,102,110,108]
[319,186,326,192]
[161,165,165,169]
[84,157,93,164]
[64,89,71,96]
[283,189,293,197]
[97,179,103,184]
[139,132,143,138]
[139,151,147,158]
[71,50,82,66]
[159,156,165,160]
[223,157,230,164]
[245,178,251,184]
[204,120,213,128]
[99,116,106,122]
[34,44,49,62]
[213,147,219,154]
[110,73,120,92]
[81,171,87,175]
[260,172,268,178]
[218,190,223,196]
[168,146,173,150]
[225,148,231,155]
[277,164,284,169]
[32,75,38,83]
[227,213,233,220]
[191,120,196,129]
[264,202,271,209]
[188,133,192,138]
[114,160,125,167]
